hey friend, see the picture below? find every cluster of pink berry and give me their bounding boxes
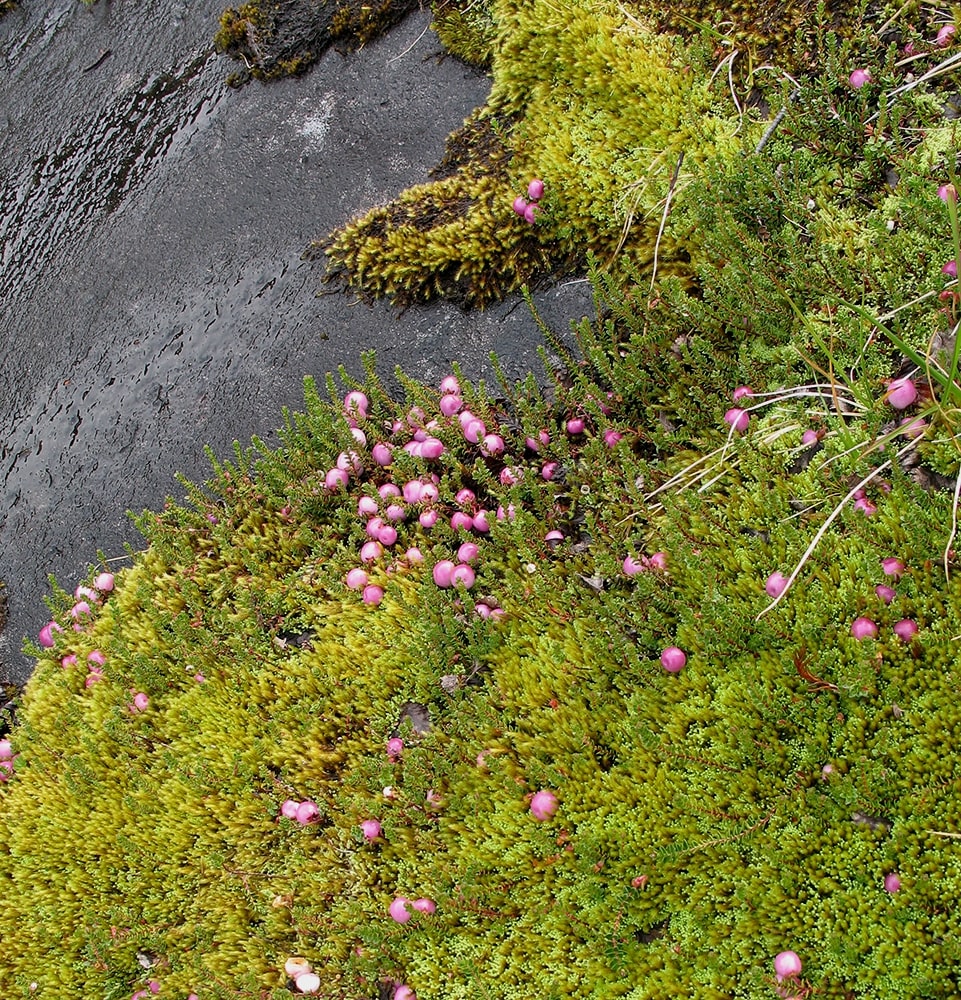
[512,177,545,224]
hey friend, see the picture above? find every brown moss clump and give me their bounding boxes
[215,0,420,83]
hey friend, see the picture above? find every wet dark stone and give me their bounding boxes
[0,1,591,682]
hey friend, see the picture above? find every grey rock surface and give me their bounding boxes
[0,1,590,681]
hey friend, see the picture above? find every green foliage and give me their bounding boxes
[325,0,953,308]
[6,3,961,998]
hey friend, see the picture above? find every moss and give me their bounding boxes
[430,0,498,68]
[216,0,420,83]
[324,0,953,308]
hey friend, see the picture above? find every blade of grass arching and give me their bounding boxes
[944,464,961,582]
[757,439,920,618]
[943,189,961,402]
[834,298,952,395]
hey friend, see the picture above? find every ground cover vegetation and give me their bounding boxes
[3,1,961,999]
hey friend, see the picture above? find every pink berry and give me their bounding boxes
[457,542,479,563]
[530,790,558,821]
[881,558,905,578]
[464,419,486,444]
[886,377,917,409]
[731,385,754,401]
[411,897,436,914]
[325,467,349,490]
[801,429,819,446]
[512,195,528,216]
[774,950,802,981]
[541,462,558,480]
[472,510,491,533]
[94,572,115,592]
[884,872,901,893]
[451,512,474,531]
[943,260,958,278]
[451,564,475,589]
[394,985,416,1000]
[379,483,401,499]
[894,619,918,641]
[565,417,585,435]
[660,647,686,673]
[439,375,460,394]
[937,23,956,46]
[362,585,384,606]
[523,203,538,224]
[387,737,404,760]
[939,183,958,203]
[360,541,383,563]
[622,556,646,577]
[481,434,505,456]
[849,67,872,88]
[281,800,300,819]
[419,509,438,528]
[360,819,382,840]
[851,617,878,640]
[389,897,412,923]
[527,178,545,200]
[346,568,369,590]
[765,571,789,598]
[372,443,393,466]
[724,407,750,432]
[344,391,369,419]
[432,561,455,588]
[295,801,320,825]
[439,394,462,417]
[875,584,896,604]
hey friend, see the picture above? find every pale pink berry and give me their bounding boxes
[346,568,369,590]
[937,23,956,47]
[939,183,958,203]
[875,584,896,604]
[765,571,789,598]
[886,377,917,409]
[295,971,321,994]
[362,585,384,606]
[774,950,802,981]
[565,417,585,435]
[439,375,460,394]
[849,67,872,88]
[724,407,750,432]
[389,897,412,923]
[523,203,539,224]
[530,790,558,820]
[433,561,455,588]
[528,178,545,200]
[94,572,115,592]
[360,819,382,840]
[512,195,528,216]
[387,737,404,760]
[394,985,416,1000]
[623,556,647,577]
[660,647,686,673]
[731,385,754,401]
[411,897,436,914]
[281,800,300,820]
[884,872,901,893]
[851,617,878,640]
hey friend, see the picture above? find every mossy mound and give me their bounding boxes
[323,0,955,308]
